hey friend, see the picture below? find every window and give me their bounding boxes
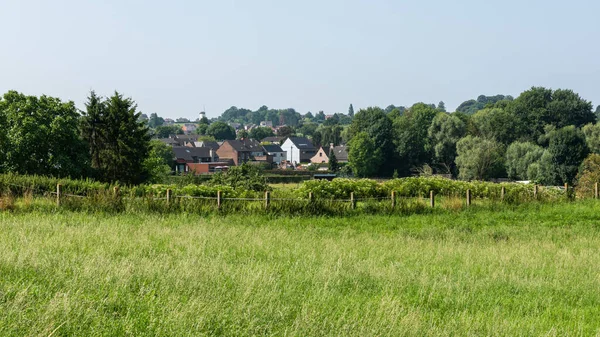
[319,153,322,157]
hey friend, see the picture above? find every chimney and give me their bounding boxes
[330,143,334,150]
[209,149,214,162]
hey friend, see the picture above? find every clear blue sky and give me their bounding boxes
[1,0,599,119]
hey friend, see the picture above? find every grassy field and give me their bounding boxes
[2,202,600,336]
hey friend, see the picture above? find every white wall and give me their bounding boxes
[282,139,300,164]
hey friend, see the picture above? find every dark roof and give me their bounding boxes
[224,139,265,153]
[174,135,200,142]
[263,144,284,153]
[330,145,348,161]
[173,146,212,161]
[198,141,220,150]
[286,137,315,150]
[159,138,179,146]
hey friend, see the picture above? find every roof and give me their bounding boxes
[330,145,348,162]
[172,146,213,161]
[197,141,220,150]
[223,139,265,153]
[158,138,179,146]
[263,144,284,153]
[174,135,200,142]
[285,137,315,150]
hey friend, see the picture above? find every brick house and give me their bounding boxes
[216,139,272,166]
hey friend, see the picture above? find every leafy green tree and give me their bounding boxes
[195,123,209,135]
[328,151,339,172]
[321,125,343,147]
[277,126,296,138]
[536,126,588,185]
[427,112,466,174]
[348,132,382,178]
[508,87,595,142]
[148,113,164,128]
[323,114,340,126]
[237,130,249,139]
[348,104,354,117]
[312,130,322,147]
[81,91,151,184]
[574,154,600,198]
[143,140,173,183]
[154,125,183,138]
[456,94,513,115]
[249,127,275,140]
[394,103,438,175]
[210,163,268,191]
[304,111,314,120]
[298,123,318,137]
[470,108,518,145]
[582,123,600,154]
[455,136,504,180]
[315,111,326,122]
[207,121,236,140]
[1,91,88,177]
[437,101,446,112]
[505,142,544,180]
[348,107,395,176]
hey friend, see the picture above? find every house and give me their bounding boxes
[216,139,272,166]
[173,146,218,173]
[310,144,349,164]
[260,121,273,127]
[263,144,287,165]
[281,137,317,165]
[182,123,197,135]
[194,141,220,151]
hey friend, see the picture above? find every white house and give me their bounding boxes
[281,137,316,165]
[263,144,287,165]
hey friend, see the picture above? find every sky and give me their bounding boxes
[1,0,599,119]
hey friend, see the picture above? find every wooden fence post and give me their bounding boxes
[217,190,222,209]
[265,191,271,209]
[430,190,435,208]
[391,191,396,209]
[466,189,471,207]
[595,183,598,199]
[114,186,120,198]
[350,192,356,210]
[309,192,314,202]
[56,184,62,207]
[166,189,172,205]
[534,185,538,199]
[501,186,505,201]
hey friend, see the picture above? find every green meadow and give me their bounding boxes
[1,202,600,336]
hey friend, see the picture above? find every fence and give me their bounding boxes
[0,181,591,216]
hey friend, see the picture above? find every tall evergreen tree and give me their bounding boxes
[81,91,151,184]
[328,151,339,172]
[348,104,354,117]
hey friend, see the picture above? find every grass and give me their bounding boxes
[2,202,600,336]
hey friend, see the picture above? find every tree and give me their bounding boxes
[582,123,600,154]
[427,112,466,174]
[536,126,588,185]
[1,91,88,177]
[298,123,318,137]
[195,123,209,135]
[312,131,322,147]
[455,136,504,180]
[437,101,446,112]
[237,130,249,139]
[207,121,236,140]
[394,103,438,175]
[470,108,518,145]
[148,113,164,128]
[575,154,600,198]
[348,107,395,176]
[143,140,173,183]
[315,111,326,122]
[305,111,314,120]
[176,117,190,123]
[154,125,183,138]
[249,127,275,140]
[80,91,151,184]
[348,104,354,117]
[277,126,296,138]
[508,87,595,142]
[328,151,339,172]
[505,142,544,180]
[321,125,343,147]
[348,132,382,178]
[456,94,513,115]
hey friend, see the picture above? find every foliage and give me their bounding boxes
[0,91,89,178]
[81,91,151,184]
[328,151,339,172]
[277,126,296,138]
[394,103,438,175]
[470,108,518,145]
[536,126,589,185]
[209,164,270,192]
[455,136,504,180]
[320,125,343,146]
[456,94,513,115]
[348,132,382,178]
[236,129,249,139]
[428,112,466,174]
[143,140,173,183]
[582,123,600,154]
[207,121,236,140]
[505,142,544,180]
[348,107,395,176]
[249,127,275,140]
[154,125,183,138]
[147,113,164,128]
[575,154,600,198]
[348,104,354,117]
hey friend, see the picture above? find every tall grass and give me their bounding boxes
[1,202,600,335]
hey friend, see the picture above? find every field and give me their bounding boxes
[2,202,600,336]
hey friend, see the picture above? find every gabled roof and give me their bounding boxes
[330,145,348,161]
[285,137,315,150]
[223,139,265,153]
[263,144,284,153]
[197,141,220,150]
[159,138,179,146]
[173,146,213,161]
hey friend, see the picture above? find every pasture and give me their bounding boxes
[1,202,600,336]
